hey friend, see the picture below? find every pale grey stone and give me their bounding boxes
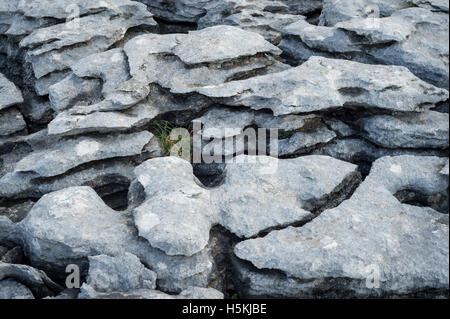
[195,107,319,140]
[0,108,26,136]
[82,253,157,293]
[358,111,449,149]
[313,138,446,165]
[17,0,131,20]
[0,73,23,110]
[281,8,449,88]
[319,0,409,26]
[196,56,448,116]
[20,1,156,79]
[68,79,150,115]
[34,70,71,97]
[0,262,62,294]
[0,160,136,200]
[179,287,224,299]
[48,73,102,113]
[235,155,449,297]
[278,125,337,157]
[71,49,131,96]
[17,187,213,292]
[14,131,155,178]
[441,160,449,175]
[0,216,20,245]
[133,155,359,256]
[78,285,223,299]
[412,0,449,12]
[47,85,212,136]
[124,26,285,94]
[0,279,34,299]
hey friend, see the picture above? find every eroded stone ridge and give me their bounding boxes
[234,156,449,297]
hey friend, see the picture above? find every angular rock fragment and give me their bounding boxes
[14,131,155,178]
[0,73,23,110]
[0,108,26,136]
[234,155,449,297]
[319,0,409,26]
[195,107,319,140]
[358,111,449,149]
[48,74,102,113]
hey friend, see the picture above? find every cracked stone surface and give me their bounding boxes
[281,7,449,88]
[357,111,449,150]
[194,56,449,115]
[133,155,359,257]
[0,0,449,300]
[234,155,449,297]
[16,186,214,292]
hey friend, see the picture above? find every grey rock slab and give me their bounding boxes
[17,187,213,291]
[0,73,23,110]
[0,262,63,295]
[83,253,157,293]
[235,155,449,297]
[440,160,449,175]
[71,49,131,96]
[0,108,26,136]
[198,1,304,44]
[68,79,151,115]
[335,16,414,43]
[178,287,224,299]
[196,56,449,116]
[215,155,359,237]
[14,131,154,178]
[412,0,449,12]
[34,70,72,97]
[313,138,446,166]
[281,8,449,88]
[133,155,359,256]
[0,216,20,245]
[358,111,449,149]
[194,106,320,140]
[278,125,337,157]
[47,85,212,136]
[0,159,137,200]
[319,0,409,26]
[0,279,34,299]
[173,25,281,65]
[138,0,210,23]
[124,27,285,95]
[48,74,102,113]
[78,285,223,299]
[20,2,156,79]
